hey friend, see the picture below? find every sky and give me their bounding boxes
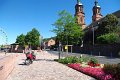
[0,0,120,45]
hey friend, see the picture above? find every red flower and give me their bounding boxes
[95,64,100,66]
[68,63,113,80]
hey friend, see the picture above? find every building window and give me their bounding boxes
[81,17,83,23]
[97,9,100,13]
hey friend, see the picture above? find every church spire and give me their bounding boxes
[95,0,98,6]
[92,0,102,22]
[75,0,86,30]
[77,0,82,5]
[94,0,100,7]
[77,0,80,3]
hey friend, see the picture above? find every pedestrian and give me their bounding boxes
[5,49,7,55]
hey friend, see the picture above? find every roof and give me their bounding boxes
[112,10,120,18]
[11,43,19,45]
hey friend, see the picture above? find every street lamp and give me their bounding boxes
[39,35,43,50]
[65,31,68,54]
[90,25,95,56]
[92,22,100,46]
[28,42,31,50]
[92,26,95,46]
[58,41,61,59]
[91,22,99,56]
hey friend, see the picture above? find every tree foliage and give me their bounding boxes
[52,10,84,46]
[97,33,119,44]
[16,34,25,46]
[16,28,40,49]
[96,14,120,44]
[25,28,40,47]
[96,14,119,36]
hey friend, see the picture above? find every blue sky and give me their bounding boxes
[0,0,120,45]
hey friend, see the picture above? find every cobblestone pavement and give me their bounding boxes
[0,52,11,59]
[7,51,95,80]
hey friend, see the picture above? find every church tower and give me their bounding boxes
[75,0,86,30]
[92,0,102,22]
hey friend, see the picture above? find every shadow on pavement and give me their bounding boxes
[18,62,27,66]
[34,59,55,62]
[18,64,26,66]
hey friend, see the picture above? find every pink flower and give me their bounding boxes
[67,63,113,80]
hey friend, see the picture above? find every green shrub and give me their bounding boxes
[89,57,98,64]
[56,56,90,64]
[97,33,119,44]
[71,56,79,63]
[57,56,79,64]
[78,56,89,63]
[103,63,120,79]
[58,59,65,63]
[103,64,117,74]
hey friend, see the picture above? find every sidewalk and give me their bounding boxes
[7,51,95,80]
[48,50,120,64]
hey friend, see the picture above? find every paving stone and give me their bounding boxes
[7,51,96,80]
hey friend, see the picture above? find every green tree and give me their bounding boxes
[16,34,25,46]
[116,26,120,33]
[52,10,84,46]
[96,14,119,36]
[96,14,120,44]
[25,28,40,48]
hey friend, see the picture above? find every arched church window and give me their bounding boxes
[81,17,83,23]
[98,10,100,13]
[80,7,82,12]
[78,7,81,12]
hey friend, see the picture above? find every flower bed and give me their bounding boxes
[68,63,114,80]
[54,56,119,80]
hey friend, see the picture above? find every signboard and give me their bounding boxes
[65,45,68,50]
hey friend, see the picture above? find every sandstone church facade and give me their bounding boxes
[75,0,102,30]
[75,0,120,44]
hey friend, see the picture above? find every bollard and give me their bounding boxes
[99,52,100,56]
[111,52,112,58]
[91,51,92,56]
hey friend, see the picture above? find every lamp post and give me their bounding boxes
[91,25,95,56]
[28,42,31,50]
[92,22,99,55]
[39,35,43,50]
[58,41,61,59]
[66,31,68,54]
[92,22,99,45]
[39,36,41,46]
[92,26,95,46]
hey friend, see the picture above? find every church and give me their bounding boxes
[75,0,120,44]
[75,0,103,30]
[75,0,120,30]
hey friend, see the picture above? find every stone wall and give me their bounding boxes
[0,55,16,80]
